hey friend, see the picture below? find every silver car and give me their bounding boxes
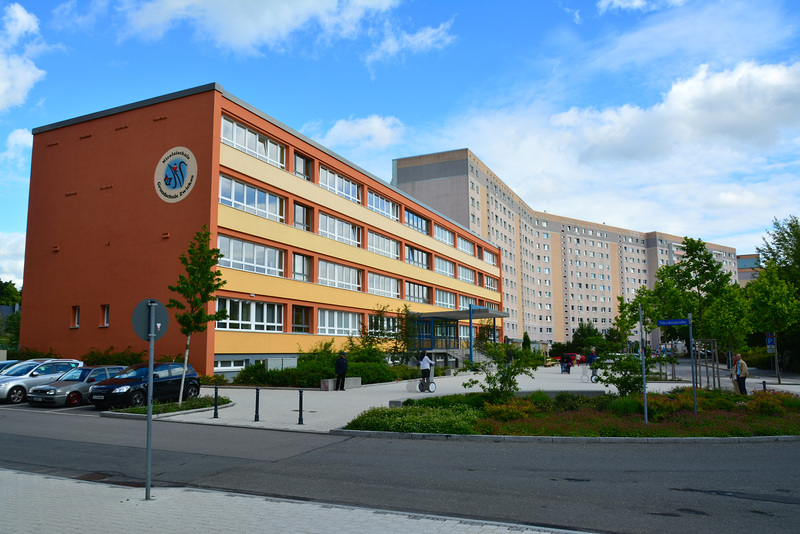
[0,359,83,404]
[28,365,125,407]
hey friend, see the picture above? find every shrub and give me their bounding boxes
[553,391,586,412]
[608,395,642,416]
[403,392,490,410]
[80,346,146,366]
[483,398,540,421]
[747,391,787,416]
[14,347,59,361]
[525,390,553,411]
[200,374,228,385]
[345,405,481,434]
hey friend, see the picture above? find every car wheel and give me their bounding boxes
[184,384,200,400]
[130,390,147,407]
[8,386,26,404]
[66,391,82,407]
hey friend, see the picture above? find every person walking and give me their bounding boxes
[733,353,748,395]
[334,351,348,391]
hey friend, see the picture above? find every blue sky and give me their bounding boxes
[2,0,800,288]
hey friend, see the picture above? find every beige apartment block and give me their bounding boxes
[393,149,738,346]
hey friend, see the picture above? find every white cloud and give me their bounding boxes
[0,3,46,112]
[320,114,405,149]
[2,128,32,164]
[118,0,403,55]
[560,61,800,163]
[353,59,800,255]
[0,232,25,288]
[51,0,109,31]
[365,18,455,66]
[597,0,688,15]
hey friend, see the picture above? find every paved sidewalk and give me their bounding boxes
[1,468,584,534]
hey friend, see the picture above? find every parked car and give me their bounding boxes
[0,360,19,373]
[28,365,125,407]
[0,359,84,404]
[561,353,581,363]
[88,362,200,410]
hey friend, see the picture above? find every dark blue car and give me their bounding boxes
[88,362,200,409]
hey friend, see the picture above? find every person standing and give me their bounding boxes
[334,351,348,391]
[733,353,748,395]
[420,350,434,387]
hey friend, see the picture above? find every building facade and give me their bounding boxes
[22,85,503,376]
[393,149,738,344]
[737,253,761,286]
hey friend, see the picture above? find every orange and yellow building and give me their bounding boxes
[21,84,503,376]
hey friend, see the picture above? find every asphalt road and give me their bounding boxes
[2,404,799,534]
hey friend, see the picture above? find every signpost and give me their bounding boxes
[132,299,169,501]
[658,315,697,414]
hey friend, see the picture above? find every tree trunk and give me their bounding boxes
[178,333,192,406]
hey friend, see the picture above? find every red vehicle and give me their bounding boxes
[562,353,581,363]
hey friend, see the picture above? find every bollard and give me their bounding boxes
[254,387,260,422]
[298,389,304,425]
[763,380,767,391]
[213,385,219,419]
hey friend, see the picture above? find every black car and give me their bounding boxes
[88,362,200,409]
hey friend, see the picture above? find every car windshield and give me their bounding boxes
[0,362,39,377]
[114,366,150,379]
[60,368,91,381]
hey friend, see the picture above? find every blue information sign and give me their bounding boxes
[657,319,690,326]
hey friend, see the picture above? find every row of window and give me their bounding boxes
[222,116,494,266]
[217,234,498,309]
[219,176,497,289]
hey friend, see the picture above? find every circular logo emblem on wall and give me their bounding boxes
[154,146,197,203]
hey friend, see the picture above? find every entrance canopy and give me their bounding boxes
[416,305,509,365]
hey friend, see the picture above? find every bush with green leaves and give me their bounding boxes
[80,346,146,366]
[592,352,659,397]
[460,342,541,403]
[345,405,482,434]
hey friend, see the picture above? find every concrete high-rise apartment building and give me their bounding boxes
[393,149,738,345]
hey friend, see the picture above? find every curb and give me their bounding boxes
[329,428,800,443]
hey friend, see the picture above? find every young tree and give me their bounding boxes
[461,341,541,403]
[386,304,419,364]
[746,262,800,377]
[705,283,750,353]
[655,237,730,339]
[167,226,227,404]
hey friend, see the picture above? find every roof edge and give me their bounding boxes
[31,83,223,135]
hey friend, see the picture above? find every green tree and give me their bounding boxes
[167,226,227,404]
[757,215,800,291]
[461,342,541,403]
[654,237,731,339]
[746,262,800,376]
[1,311,21,346]
[705,283,750,353]
[386,304,419,364]
[0,279,21,306]
[756,215,800,370]
[569,322,605,355]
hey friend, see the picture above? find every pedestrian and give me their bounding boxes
[420,350,434,388]
[733,353,748,395]
[334,351,348,391]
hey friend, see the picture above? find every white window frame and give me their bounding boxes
[319,212,361,247]
[319,165,361,203]
[318,309,361,336]
[319,260,362,291]
[218,235,284,277]
[221,116,285,169]
[219,175,285,223]
[216,298,283,332]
